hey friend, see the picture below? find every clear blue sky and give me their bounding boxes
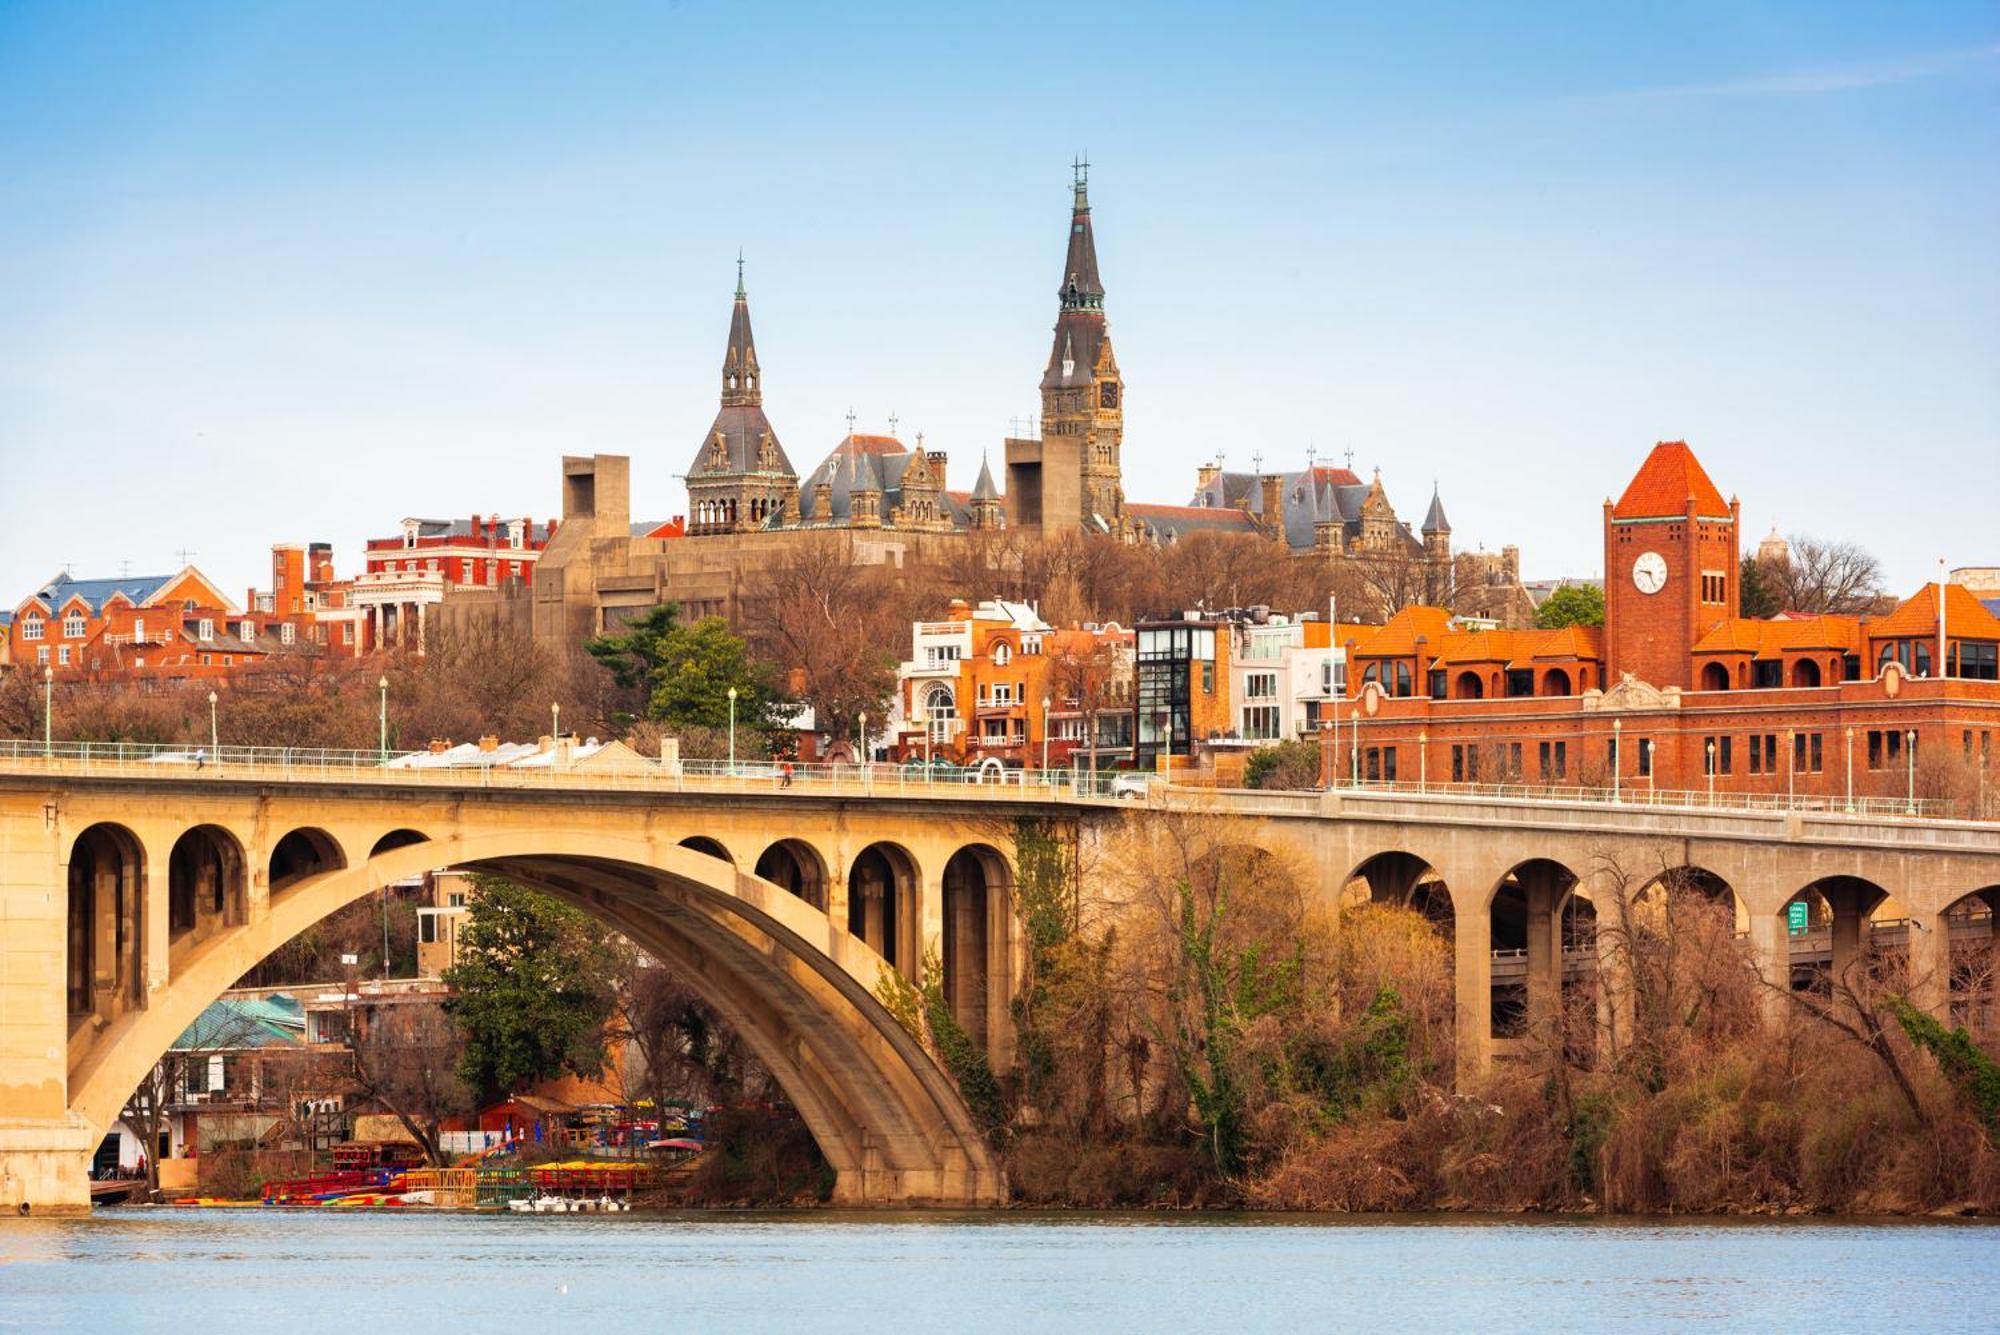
[2,2,1995,605]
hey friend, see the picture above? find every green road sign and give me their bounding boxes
[1787,901,1809,935]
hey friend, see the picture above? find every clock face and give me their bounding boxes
[1633,551,1668,595]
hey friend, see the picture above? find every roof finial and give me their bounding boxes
[887,409,900,438]
[735,250,745,298]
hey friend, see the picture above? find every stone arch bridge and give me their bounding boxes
[4,756,1996,1214]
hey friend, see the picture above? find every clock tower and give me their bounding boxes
[1602,441,1740,690]
[1007,158,1125,533]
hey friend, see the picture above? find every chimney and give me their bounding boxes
[477,734,499,752]
[1259,474,1284,531]
[428,738,449,754]
[931,451,948,492]
[1197,461,1221,491]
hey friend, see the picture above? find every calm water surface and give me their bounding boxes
[1,1210,1995,1332]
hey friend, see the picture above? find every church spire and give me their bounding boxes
[722,256,760,408]
[1059,155,1104,312]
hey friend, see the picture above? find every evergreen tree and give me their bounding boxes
[444,877,620,1099]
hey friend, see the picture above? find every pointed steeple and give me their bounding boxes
[971,452,999,502]
[722,255,760,408]
[1059,156,1104,311]
[1422,484,1451,535]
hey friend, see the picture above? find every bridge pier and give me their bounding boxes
[0,1121,93,1216]
[1521,866,1564,1038]
[1453,904,1492,1079]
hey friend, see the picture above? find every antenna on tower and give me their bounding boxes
[887,410,900,438]
[176,547,197,568]
[845,407,857,436]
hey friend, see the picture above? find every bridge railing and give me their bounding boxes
[0,739,1144,805]
[0,739,1982,830]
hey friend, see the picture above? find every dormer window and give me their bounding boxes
[993,642,1012,666]
[240,620,256,641]
[63,615,85,639]
[508,520,526,550]
[197,619,214,642]
[403,522,418,549]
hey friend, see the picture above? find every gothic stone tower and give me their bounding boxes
[685,260,798,536]
[1602,441,1739,691]
[1007,160,1124,533]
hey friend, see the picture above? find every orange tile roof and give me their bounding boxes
[1347,605,1453,657]
[1693,614,1864,657]
[1429,625,1603,667]
[1871,582,2000,640]
[1611,441,1730,520]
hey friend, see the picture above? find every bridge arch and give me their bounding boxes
[1941,886,1998,1033]
[64,827,1003,1207]
[1341,849,1454,929]
[847,841,920,976]
[269,827,346,896]
[678,835,734,865]
[66,823,144,1027]
[941,843,1014,1064]
[167,824,247,964]
[1483,857,1583,1041]
[1780,874,1891,994]
[756,838,828,911]
[369,828,429,858]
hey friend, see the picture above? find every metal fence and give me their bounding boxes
[0,737,1973,824]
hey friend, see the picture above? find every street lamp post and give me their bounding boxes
[1418,728,1428,793]
[42,665,54,758]
[1905,729,1918,816]
[1041,696,1051,777]
[377,675,389,760]
[1644,738,1655,803]
[1845,727,1855,813]
[727,686,738,773]
[1785,728,1796,810]
[1706,740,1716,806]
[1612,719,1623,803]
[208,690,219,758]
[858,710,869,780]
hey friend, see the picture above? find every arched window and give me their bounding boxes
[1700,662,1730,692]
[1393,662,1412,697]
[1453,670,1484,699]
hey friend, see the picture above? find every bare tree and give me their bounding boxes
[1769,535,1887,614]
[116,1003,268,1200]
[742,535,909,743]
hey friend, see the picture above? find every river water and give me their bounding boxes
[1,1211,1995,1332]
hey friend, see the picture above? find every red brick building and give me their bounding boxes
[353,515,554,653]
[6,567,300,680]
[1325,443,2000,813]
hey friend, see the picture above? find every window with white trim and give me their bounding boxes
[280,622,296,645]
[21,616,43,641]
[197,619,214,641]
[62,615,85,639]
[57,645,71,666]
